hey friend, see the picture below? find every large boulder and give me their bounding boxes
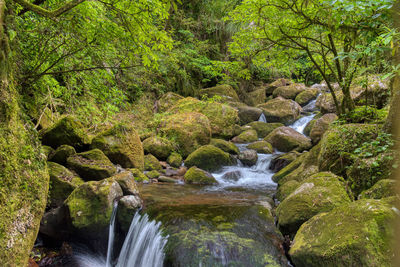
[316,92,342,114]
[273,83,306,99]
[295,88,319,106]
[276,172,351,236]
[269,152,300,172]
[275,180,300,202]
[247,141,273,154]
[231,129,258,143]
[111,171,139,195]
[265,127,312,152]
[272,153,305,183]
[248,88,267,106]
[144,154,163,171]
[199,84,240,102]
[184,167,217,185]
[266,78,292,95]
[359,179,396,200]
[167,152,183,168]
[158,92,184,112]
[168,97,239,138]
[238,150,258,166]
[160,112,211,157]
[185,145,234,172]
[245,122,284,138]
[351,76,390,108]
[40,116,90,149]
[257,97,302,125]
[289,199,395,267]
[65,178,123,236]
[309,113,338,144]
[91,124,144,170]
[117,195,142,232]
[236,106,263,125]
[210,139,239,155]
[47,162,83,208]
[49,145,76,165]
[67,149,117,181]
[142,136,174,161]
[129,168,149,182]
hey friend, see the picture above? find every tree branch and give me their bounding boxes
[13,0,86,18]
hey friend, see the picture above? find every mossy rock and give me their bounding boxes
[158,92,184,112]
[289,199,395,267]
[199,84,240,102]
[273,83,306,99]
[295,88,319,106]
[247,141,273,154]
[168,97,239,138]
[265,126,312,152]
[316,92,343,114]
[245,122,284,138]
[275,180,299,202]
[309,113,338,144]
[184,166,217,185]
[238,149,258,166]
[37,107,58,130]
[303,119,316,136]
[40,116,90,149]
[91,123,144,170]
[117,195,142,233]
[272,153,305,183]
[167,152,183,168]
[49,144,76,165]
[42,145,55,160]
[185,145,235,172]
[351,76,390,108]
[142,136,175,161]
[160,112,211,157]
[248,88,267,106]
[257,97,302,125]
[269,152,300,172]
[111,171,139,195]
[67,149,117,181]
[146,170,161,179]
[359,179,396,200]
[47,162,83,208]
[129,168,149,182]
[210,139,239,155]
[65,178,123,235]
[267,78,293,95]
[232,129,258,143]
[341,106,388,124]
[276,172,350,236]
[236,106,263,125]
[144,154,163,171]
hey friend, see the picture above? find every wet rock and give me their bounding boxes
[117,195,142,232]
[295,88,319,106]
[272,153,306,183]
[40,116,90,150]
[210,139,239,155]
[269,152,300,172]
[222,170,242,181]
[144,154,163,171]
[273,83,306,99]
[185,145,235,172]
[289,199,395,267]
[158,92,184,112]
[158,176,178,183]
[143,136,175,161]
[49,145,76,165]
[245,122,284,138]
[236,106,263,125]
[303,119,316,136]
[184,167,217,185]
[91,123,144,170]
[146,170,161,179]
[167,152,183,168]
[129,168,149,182]
[358,179,396,200]
[67,149,117,181]
[164,168,179,177]
[247,141,273,154]
[238,150,258,166]
[40,206,70,240]
[231,129,258,143]
[309,113,338,144]
[199,84,240,102]
[265,127,312,152]
[112,171,139,195]
[258,97,302,125]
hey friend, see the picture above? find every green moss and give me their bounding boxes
[40,115,90,149]
[184,167,217,185]
[272,152,305,183]
[232,129,258,143]
[236,106,263,125]
[272,83,306,99]
[158,92,184,112]
[210,138,239,155]
[289,199,395,267]
[199,84,240,101]
[49,144,76,165]
[167,152,183,168]
[144,154,163,171]
[295,88,319,106]
[112,171,139,195]
[143,136,175,160]
[91,123,144,170]
[340,106,388,124]
[42,145,54,160]
[303,119,316,136]
[185,145,234,172]
[245,122,284,138]
[358,179,396,200]
[67,149,116,181]
[257,97,302,125]
[129,168,149,182]
[275,180,299,202]
[265,126,312,152]
[146,170,161,179]
[247,141,273,154]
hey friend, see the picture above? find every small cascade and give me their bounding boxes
[106,201,118,267]
[289,113,316,134]
[258,113,267,122]
[116,212,167,267]
[302,94,320,112]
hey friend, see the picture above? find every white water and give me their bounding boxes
[106,202,118,267]
[258,113,267,122]
[289,113,316,134]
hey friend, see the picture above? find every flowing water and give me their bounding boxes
[290,113,316,134]
[258,113,267,122]
[106,202,118,267]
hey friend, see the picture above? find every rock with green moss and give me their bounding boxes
[247,141,273,154]
[316,92,344,114]
[47,162,83,208]
[342,106,388,124]
[184,167,217,185]
[40,116,90,149]
[272,152,306,183]
[303,119,316,136]
[67,149,116,181]
[232,129,258,143]
[199,84,240,102]
[49,144,76,165]
[65,178,123,236]
[167,152,183,168]
[269,152,300,172]
[275,180,299,202]
[158,92,184,112]
[248,88,267,106]
[117,195,142,232]
[351,76,390,108]
[258,97,302,125]
[144,154,163,171]
[160,112,211,157]
[265,127,312,152]
[146,170,161,179]
[210,139,239,155]
[185,145,235,172]
[273,83,306,99]
[238,150,258,166]
[245,122,284,138]
[91,124,144,170]
[289,199,395,267]
[295,88,319,106]
[309,113,338,144]
[111,171,139,195]
[276,172,351,236]
[129,168,149,182]
[359,179,396,200]
[266,78,293,94]
[142,136,174,161]
[42,145,55,160]
[236,106,263,125]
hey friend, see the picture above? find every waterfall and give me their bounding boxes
[106,201,118,267]
[289,114,316,134]
[116,212,167,267]
[258,113,267,122]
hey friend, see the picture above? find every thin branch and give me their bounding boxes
[13,0,86,18]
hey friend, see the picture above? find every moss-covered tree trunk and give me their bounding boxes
[0,1,49,266]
